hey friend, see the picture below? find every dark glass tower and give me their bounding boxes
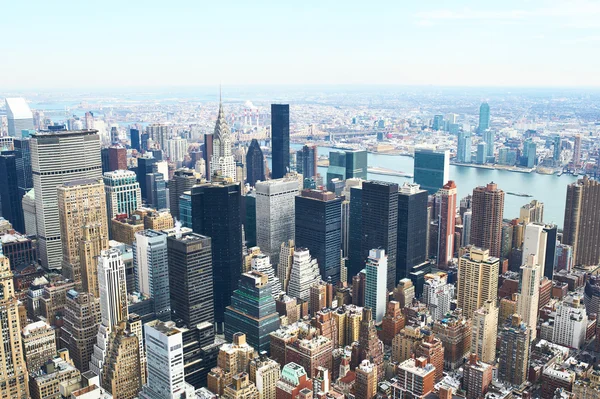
[191,182,243,331]
[246,139,265,187]
[13,138,32,198]
[271,104,290,179]
[168,231,214,329]
[413,149,449,195]
[295,189,342,283]
[345,150,368,180]
[296,145,317,179]
[203,133,213,179]
[543,224,557,280]
[146,172,167,210]
[348,186,363,278]
[101,148,110,174]
[136,157,156,202]
[244,191,257,248]
[130,128,140,151]
[0,152,24,232]
[361,181,399,291]
[478,102,490,133]
[169,168,196,220]
[224,271,281,353]
[397,183,429,281]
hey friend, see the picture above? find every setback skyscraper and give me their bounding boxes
[271,104,290,179]
[246,139,265,187]
[295,189,342,283]
[211,100,236,180]
[470,182,504,258]
[413,149,450,195]
[31,129,102,270]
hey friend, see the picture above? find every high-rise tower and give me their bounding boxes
[246,139,265,187]
[103,169,141,223]
[5,98,34,136]
[364,249,388,324]
[563,177,600,266]
[31,129,102,270]
[169,168,196,219]
[470,182,504,258]
[457,247,499,319]
[478,102,490,133]
[413,149,449,195]
[271,104,290,179]
[436,181,457,268]
[211,100,236,181]
[396,183,428,281]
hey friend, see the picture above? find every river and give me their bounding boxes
[288,144,578,228]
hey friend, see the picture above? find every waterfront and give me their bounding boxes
[291,144,578,228]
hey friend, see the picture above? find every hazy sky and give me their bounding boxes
[3,0,600,89]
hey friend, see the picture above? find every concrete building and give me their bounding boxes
[364,249,388,324]
[516,254,541,340]
[422,272,455,321]
[520,200,544,224]
[22,321,56,372]
[103,170,141,223]
[354,360,377,399]
[278,240,295,293]
[436,181,457,268]
[223,373,259,399]
[470,301,498,364]
[521,223,548,278]
[462,354,493,399]
[432,309,472,370]
[248,249,281,299]
[287,249,321,303]
[470,182,504,258]
[498,315,531,386]
[31,129,102,270]
[5,98,34,136]
[256,176,300,265]
[100,322,142,399]
[169,168,196,220]
[563,177,600,266]
[249,354,280,399]
[392,357,435,399]
[553,294,588,349]
[166,137,188,163]
[29,356,79,399]
[457,247,499,319]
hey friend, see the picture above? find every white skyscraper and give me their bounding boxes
[210,100,236,180]
[287,248,320,302]
[522,223,547,280]
[139,320,196,399]
[133,230,171,320]
[517,254,540,340]
[552,294,588,349]
[31,129,102,270]
[251,252,281,299]
[5,97,34,136]
[103,170,142,222]
[422,273,455,321]
[256,176,300,265]
[166,137,189,164]
[365,248,387,323]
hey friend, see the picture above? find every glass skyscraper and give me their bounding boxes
[271,104,290,179]
[413,149,449,195]
[397,183,429,281]
[246,138,265,187]
[457,131,471,163]
[326,150,367,183]
[478,102,490,133]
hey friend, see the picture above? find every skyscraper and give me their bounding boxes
[552,294,588,349]
[103,170,141,223]
[436,181,457,268]
[478,102,490,133]
[139,320,196,399]
[354,360,377,399]
[248,250,281,299]
[133,230,171,321]
[57,178,109,284]
[482,130,494,158]
[211,101,236,180]
[249,354,280,399]
[98,248,128,329]
[396,183,428,281]
[295,189,342,283]
[354,307,385,380]
[348,186,363,278]
[130,128,141,152]
[296,145,317,180]
[169,168,196,219]
[563,177,600,266]
[361,181,398,291]
[422,273,455,321]
[364,249,387,324]
[457,132,471,163]
[14,137,33,199]
[191,182,242,329]
[413,149,449,195]
[146,123,169,152]
[457,247,499,319]
[224,271,281,353]
[0,256,29,398]
[168,229,214,329]
[146,172,167,210]
[136,155,156,202]
[271,104,290,179]
[256,176,300,265]
[573,134,582,168]
[31,129,102,270]
[516,254,540,340]
[520,199,544,224]
[470,301,498,364]
[0,151,25,232]
[498,315,530,386]
[5,98,34,136]
[287,248,321,303]
[246,139,265,187]
[470,182,504,258]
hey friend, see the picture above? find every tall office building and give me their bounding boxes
[516,254,540,340]
[296,145,317,179]
[146,123,169,152]
[0,256,29,398]
[462,210,472,247]
[246,139,265,187]
[60,290,101,373]
[57,178,109,284]
[168,230,214,329]
[552,294,588,349]
[364,249,387,324]
[354,308,385,380]
[413,149,449,195]
[437,181,457,268]
[498,315,530,386]
[31,129,102,270]
[133,230,171,321]
[225,271,281,353]
[103,170,141,222]
[397,183,428,281]
[470,182,504,258]
[482,130,494,158]
[203,133,214,179]
[107,145,127,171]
[146,172,167,210]
[573,134,582,168]
[457,247,499,319]
[287,248,321,303]
[130,128,141,152]
[101,321,143,399]
[0,152,25,232]
[542,224,557,280]
[256,176,300,265]
[14,137,33,199]
[211,101,236,180]
[136,155,156,202]
[348,186,363,278]
[520,199,544,224]
[563,177,600,266]
[457,132,471,163]
[295,189,342,283]
[191,182,242,328]
[521,222,547,279]
[5,98,34,136]
[21,321,56,372]
[271,104,290,179]
[278,240,295,293]
[422,273,454,321]
[478,102,490,133]
[470,301,498,364]
[326,150,367,183]
[169,168,196,219]
[139,320,196,399]
[98,248,128,328]
[361,181,398,291]
[166,137,188,163]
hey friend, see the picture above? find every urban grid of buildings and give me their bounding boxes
[1,92,600,399]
